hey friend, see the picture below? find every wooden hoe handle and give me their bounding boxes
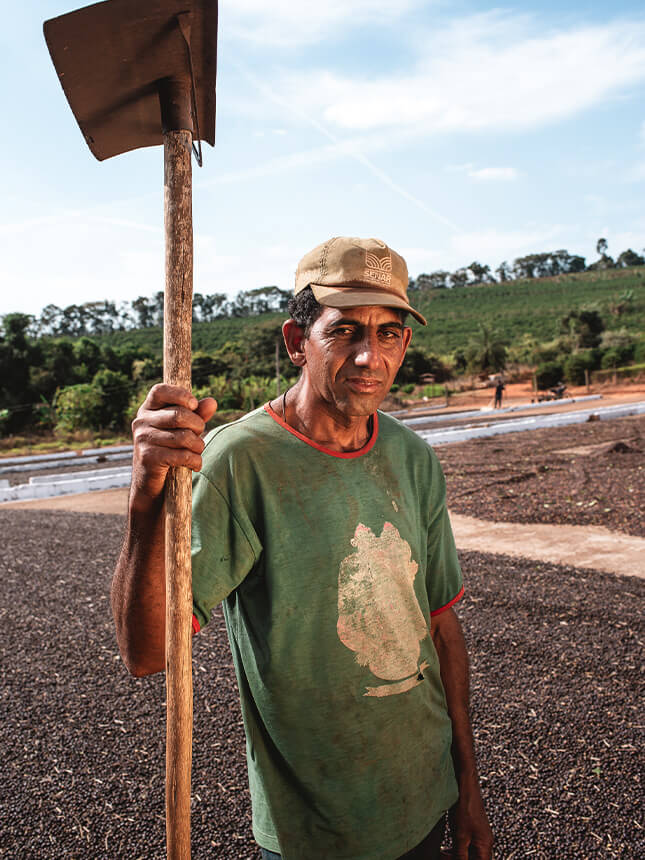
[163,127,194,860]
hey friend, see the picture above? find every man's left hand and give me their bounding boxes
[448,781,493,859]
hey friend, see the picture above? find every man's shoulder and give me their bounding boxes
[204,405,267,440]
[377,410,437,459]
[200,406,278,467]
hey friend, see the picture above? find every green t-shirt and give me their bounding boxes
[192,405,463,860]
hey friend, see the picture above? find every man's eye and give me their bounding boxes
[334,327,354,336]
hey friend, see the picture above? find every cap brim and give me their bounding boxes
[310,283,427,326]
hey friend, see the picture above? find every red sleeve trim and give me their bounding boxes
[430,585,465,617]
[192,614,201,635]
[263,402,378,458]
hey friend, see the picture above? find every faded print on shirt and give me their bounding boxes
[337,522,430,697]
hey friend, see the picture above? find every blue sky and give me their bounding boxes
[2,0,645,317]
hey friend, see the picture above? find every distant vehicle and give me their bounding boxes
[537,382,569,402]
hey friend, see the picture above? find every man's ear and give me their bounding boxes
[282,319,307,366]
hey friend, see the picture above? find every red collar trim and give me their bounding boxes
[263,403,378,459]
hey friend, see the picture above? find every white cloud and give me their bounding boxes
[224,0,424,46]
[468,167,519,181]
[281,14,645,135]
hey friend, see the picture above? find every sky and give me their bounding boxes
[2,0,645,317]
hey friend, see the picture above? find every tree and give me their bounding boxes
[415,272,450,291]
[535,360,564,390]
[84,300,118,334]
[589,238,614,271]
[465,324,507,374]
[564,352,595,385]
[54,383,102,432]
[91,368,133,430]
[132,296,153,329]
[199,292,228,321]
[0,313,39,430]
[616,249,644,268]
[37,304,64,336]
[559,308,605,349]
[73,337,102,381]
[467,262,495,284]
[396,346,450,384]
[495,261,512,282]
[38,339,77,395]
[151,291,165,327]
[450,268,469,288]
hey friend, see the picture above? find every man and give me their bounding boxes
[112,237,493,860]
[494,379,505,409]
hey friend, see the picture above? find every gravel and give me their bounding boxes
[438,415,645,537]
[0,508,642,859]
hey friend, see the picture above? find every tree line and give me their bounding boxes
[26,286,291,339]
[11,239,644,340]
[409,239,644,292]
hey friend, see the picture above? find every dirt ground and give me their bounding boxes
[418,379,645,413]
[1,389,643,858]
[0,510,641,859]
[437,415,644,537]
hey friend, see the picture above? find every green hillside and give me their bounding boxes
[411,267,645,355]
[98,267,645,358]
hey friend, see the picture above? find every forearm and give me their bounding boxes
[431,608,478,786]
[111,491,167,677]
[110,385,216,677]
[432,607,493,858]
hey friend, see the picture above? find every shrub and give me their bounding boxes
[422,384,445,399]
[601,346,633,370]
[54,384,102,432]
[132,357,162,382]
[563,352,594,385]
[402,383,416,394]
[397,346,450,384]
[91,369,133,430]
[535,361,564,389]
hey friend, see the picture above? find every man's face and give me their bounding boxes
[300,305,412,418]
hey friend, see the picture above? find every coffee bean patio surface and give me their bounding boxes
[0,509,642,859]
[438,415,644,537]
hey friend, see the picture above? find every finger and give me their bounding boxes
[136,440,204,473]
[134,405,207,435]
[196,397,217,422]
[451,838,470,860]
[136,428,206,454]
[142,383,199,413]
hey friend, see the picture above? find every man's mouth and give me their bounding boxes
[345,377,383,393]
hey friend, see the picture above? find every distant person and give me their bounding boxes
[494,378,505,409]
[112,237,493,860]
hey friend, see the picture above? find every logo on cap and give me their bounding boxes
[364,248,392,287]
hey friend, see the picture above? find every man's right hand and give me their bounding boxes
[130,384,217,512]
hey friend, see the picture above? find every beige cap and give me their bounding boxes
[294,236,427,325]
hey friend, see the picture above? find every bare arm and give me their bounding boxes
[111,384,217,677]
[431,607,493,860]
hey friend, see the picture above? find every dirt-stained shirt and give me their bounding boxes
[191,405,464,860]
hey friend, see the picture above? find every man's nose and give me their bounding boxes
[353,333,383,369]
